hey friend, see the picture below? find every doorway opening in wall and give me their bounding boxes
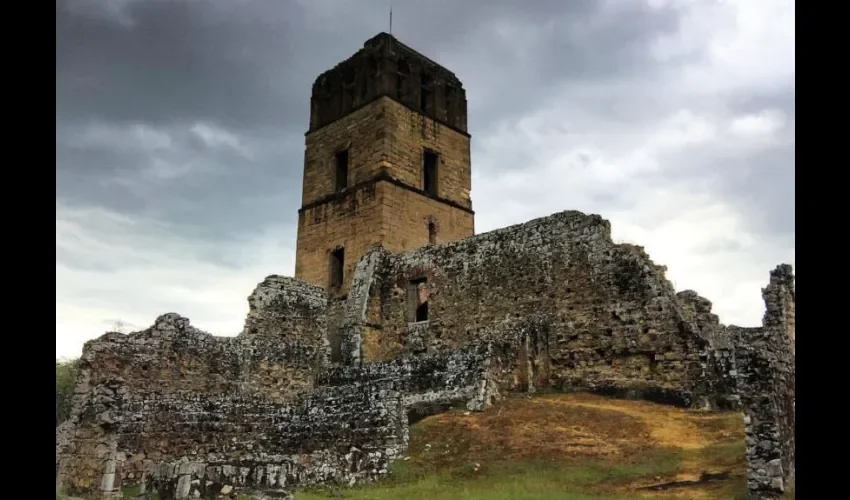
[428,221,437,245]
[407,277,429,322]
[423,150,438,197]
[329,247,345,288]
[335,149,349,191]
[517,340,530,393]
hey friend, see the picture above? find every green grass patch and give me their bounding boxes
[692,441,746,469]
[122,485,141,497]
[296,450,683,500]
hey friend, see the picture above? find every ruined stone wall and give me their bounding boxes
[461,315,554,395]
[57,303,500,498]
[141,383,407,499]
[347,211,723,407]
[676,290,740,409]
[319,342,496,418]
[56,314,329,497]
[142,340,501,499]
[734,265,795,499]
[241,275,327,344]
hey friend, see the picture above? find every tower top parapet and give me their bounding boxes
[309,32,468,134]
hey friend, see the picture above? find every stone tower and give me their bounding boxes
[295,33,475,292]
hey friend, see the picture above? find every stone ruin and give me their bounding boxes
[55,210,795,500]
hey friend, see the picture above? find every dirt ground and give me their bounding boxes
[403,392,747,500]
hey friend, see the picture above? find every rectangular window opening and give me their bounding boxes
[420,86,431,112]
[335,150,349,191]
[428,221,437,245]
[330,247,345,288]
[420,73,432,112]
[423,150,438,197]
[407,277,429,323]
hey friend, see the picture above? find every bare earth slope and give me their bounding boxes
[301,393,750,500]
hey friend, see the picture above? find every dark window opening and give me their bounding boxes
[446,85,455,105]
[330,247,345,287]
[416,301,429,322]
[335,150,349,191]
[407,277,429,322]
[420,87,431,112]
[423,151,438,196]
[359,78,368,101]
[397,60,410,99]
[396,75,405,98]
[428,221,437,245]
[420,73,432,112]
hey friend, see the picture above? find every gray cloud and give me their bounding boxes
[56,0,795,357]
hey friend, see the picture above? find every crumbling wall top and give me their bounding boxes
[735,264,796,498]
[241,275,327,344]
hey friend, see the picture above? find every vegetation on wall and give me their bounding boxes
[56,358,80,426]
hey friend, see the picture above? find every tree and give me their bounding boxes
[56,358,80,426]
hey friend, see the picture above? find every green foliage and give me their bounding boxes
[56,358,81,425]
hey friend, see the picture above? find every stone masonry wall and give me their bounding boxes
[301,99,390,206]
[56,313,329,497]
[381,97,472,209]
[241,275,327,344]
[734,265,795,499]
[309,32,468,133]
[380,181,475,253]
[318,342,497,419]
[345,210,729,407]
[58,293,500,498]
[141,383,407,499]
[677,290,740,409]
[295,177,385,292]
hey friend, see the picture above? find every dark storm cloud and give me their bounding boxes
[56,0,795,357]
[56,0,685,234]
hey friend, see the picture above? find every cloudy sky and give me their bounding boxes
[56,0,795,358]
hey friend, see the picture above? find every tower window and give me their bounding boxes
[428,221,437,245]
[420,73,432,112]
[330,247,345,287]
[407,278,429,322]
[420,86,431,112]
[396,75,405,99]
[335,150,349,191]
[423,150,438,196]
[397,60,410,100]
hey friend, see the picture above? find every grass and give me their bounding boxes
[297,393,749,500]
